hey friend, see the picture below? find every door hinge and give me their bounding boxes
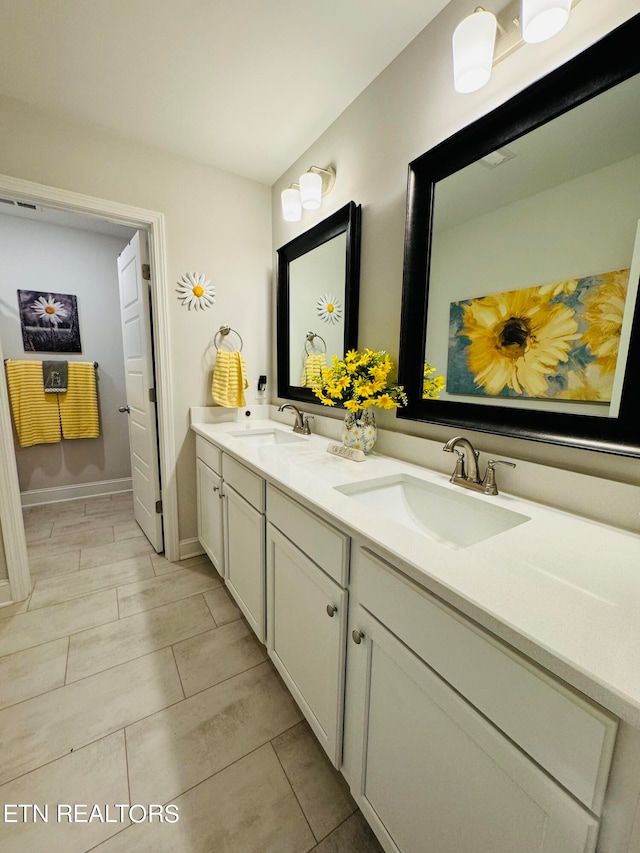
[149,387,156,403]
[141,263,151,281]
[155,499,163,514]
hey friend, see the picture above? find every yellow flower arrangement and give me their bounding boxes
[313,349,409,413]
[423,362,446,399]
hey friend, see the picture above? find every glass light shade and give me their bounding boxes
[281,187,302,222]
[521,0,571,44]
[299,171,322,209]
[452,10,497,94]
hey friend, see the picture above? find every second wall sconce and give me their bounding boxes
[453,0,580,94]
[281,165,336,222]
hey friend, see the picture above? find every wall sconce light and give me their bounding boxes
[452,0,580,94]
[281,165,336,221]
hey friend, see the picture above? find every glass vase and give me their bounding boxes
[342,409,377,454]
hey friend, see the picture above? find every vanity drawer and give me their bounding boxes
[267,486,349,587]
[195,435,222,475]
[223,454,265,512]
[354,546,617,815]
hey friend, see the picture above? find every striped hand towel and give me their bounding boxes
[5,360,62,447]
[211,350,249,407]
[58,362,100,439]
[300,352,327,388]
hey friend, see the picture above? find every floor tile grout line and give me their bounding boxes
[21,561,216,617]
[202,589,220,627]
[123,726,133,808]
[117,582,224,620]
[64,619,216,687]
[0,593,120,662]
[0,726,133,791]
[170,644,187,701]
[270,736,318,843]
[63,634,71,686]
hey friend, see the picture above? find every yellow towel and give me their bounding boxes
[211,350,248,407]
[5,360,62,447]
[58,362,100,439]
[300,352,327,388]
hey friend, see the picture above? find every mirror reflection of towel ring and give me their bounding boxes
[304,331,326,354]
[214,325,243,352]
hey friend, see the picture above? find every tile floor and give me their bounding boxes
[0,494,383,853]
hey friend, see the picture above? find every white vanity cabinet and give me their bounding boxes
[222,454,266,642]
[344,546,617,853]
[266,486,350,766]
[195,437,224,575]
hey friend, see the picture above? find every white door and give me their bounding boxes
[117,232,163,552]
[196,458,224,575]
[224,484,265,641]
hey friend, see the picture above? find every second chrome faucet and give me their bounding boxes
[278,403,313,435]
[443,436,515,496]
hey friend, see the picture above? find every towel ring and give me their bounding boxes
[304,332,326,354]
[214,325,243,352]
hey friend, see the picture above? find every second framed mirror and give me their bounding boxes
[277,201,361,405]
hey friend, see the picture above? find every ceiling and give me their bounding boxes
[0,0,450,186]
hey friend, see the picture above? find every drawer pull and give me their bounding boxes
[326,604,338,617]
[352,629,365,644]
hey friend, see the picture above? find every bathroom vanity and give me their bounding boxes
[192,416,640,853]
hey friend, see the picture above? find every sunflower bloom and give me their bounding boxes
[555,364,612,401]
[582,269,629,374]
[461,287,580,397]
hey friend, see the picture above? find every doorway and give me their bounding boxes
[0,173,179,603]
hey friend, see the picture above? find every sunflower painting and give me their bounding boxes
[447,269,630,402]
[17,289,82,353]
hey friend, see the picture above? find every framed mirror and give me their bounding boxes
[277,201,361,404]
[398,15,640,456]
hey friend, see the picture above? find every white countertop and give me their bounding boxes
[191,418,640,726]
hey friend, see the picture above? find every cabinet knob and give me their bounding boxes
[326,604,337,617]
[352,629,365,644]
[213,485,220,492]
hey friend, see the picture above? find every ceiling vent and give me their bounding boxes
[0,198,37,210]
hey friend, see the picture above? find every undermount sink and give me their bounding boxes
[335,474,530,549]
[228,428,305,447]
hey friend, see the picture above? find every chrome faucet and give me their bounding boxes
[443,436,515,496]
[278,403,313,435]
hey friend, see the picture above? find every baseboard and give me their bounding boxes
[21,478,133,507]
[0,582,12,605]
[179,537,205,560]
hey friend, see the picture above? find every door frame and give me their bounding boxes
[0,172,180,600]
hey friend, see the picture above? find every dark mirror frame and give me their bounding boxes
[277,201,361,405]
[398,14,640,457]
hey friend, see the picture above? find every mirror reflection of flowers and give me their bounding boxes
[313,348,409,413]
[423,361,445,399]
[31,294,68,326]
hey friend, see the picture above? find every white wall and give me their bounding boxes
[0,213,132,494]
[0,96,272,543]
[272,2,640,522]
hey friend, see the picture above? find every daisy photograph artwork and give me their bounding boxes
[17,289,82,353]
[446,269,630,402]
[176,272,216,310]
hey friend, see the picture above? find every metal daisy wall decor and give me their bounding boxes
[316,293,342,325]
[17,289,82,353]
[176,272,216,310]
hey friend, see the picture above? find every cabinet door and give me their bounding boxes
[196,458,224,576]
[224,484,265,642]
[347,607,599,853]
[266,525,347,767]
